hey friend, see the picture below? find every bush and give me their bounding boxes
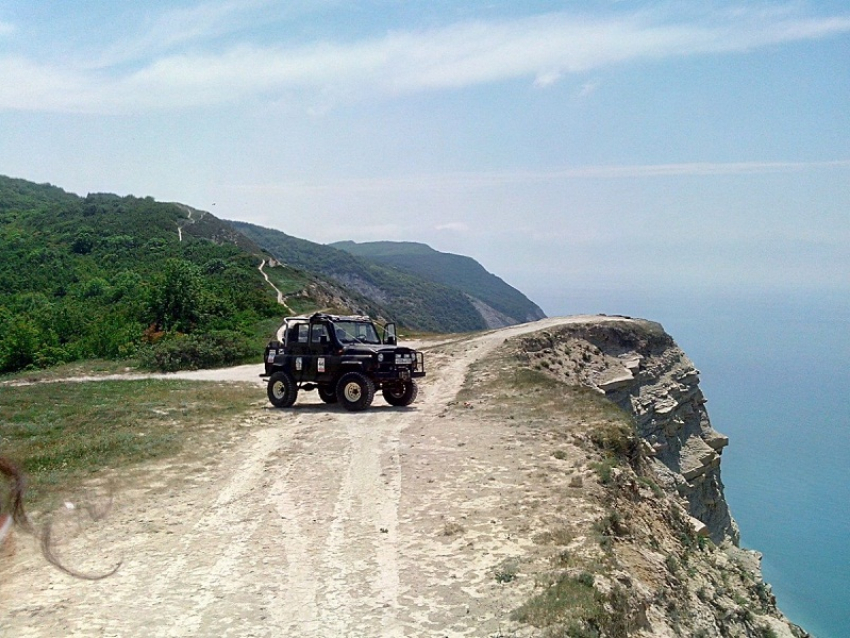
[139,330,254,372]
[590,420,639,462]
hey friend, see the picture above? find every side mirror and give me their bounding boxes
[383,322,397,345]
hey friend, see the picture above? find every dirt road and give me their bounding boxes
[1,318,603,638]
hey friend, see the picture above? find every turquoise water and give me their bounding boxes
[534,287,849,638]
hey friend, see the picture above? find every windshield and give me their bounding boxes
[332,320,381,345]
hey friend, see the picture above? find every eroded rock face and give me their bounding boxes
[514,317,739,545]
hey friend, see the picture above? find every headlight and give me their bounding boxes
[377,353,384,362]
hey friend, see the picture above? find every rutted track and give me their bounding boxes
[1,317,609,637]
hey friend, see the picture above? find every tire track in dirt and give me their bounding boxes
[0,316,612,637]
[151,427,286,637]
[250,317,587,637]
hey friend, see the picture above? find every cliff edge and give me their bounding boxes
[497,317,808,637]
[514,318,737,544]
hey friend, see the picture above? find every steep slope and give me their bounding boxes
[468,318,806,637]
[0,175,323,373]
[228,220,487,332]
[332,240,547,327]
[511,319,737,543]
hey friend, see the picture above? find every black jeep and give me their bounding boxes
[262,313,425,411]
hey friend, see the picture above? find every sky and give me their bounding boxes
[1,0,848,313]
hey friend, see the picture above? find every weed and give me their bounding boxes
[753,581,773,608]
[590,458,618,485]
[552,449,568,460]
[495,560,519,584]
[576,572,594,587]
[552,549,572,567]
[637,475,664,498]
[759,625,779,638]
[589,419,639,464]
[665,554,680,574]
[594,511,628,539]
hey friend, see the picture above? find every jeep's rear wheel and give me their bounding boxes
[337,372,375,411]
[267,371,298,408]
[318,385,338,404]
[382,380,419,407]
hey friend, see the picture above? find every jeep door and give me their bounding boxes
[308,322,335,382]
[283,321,311,381]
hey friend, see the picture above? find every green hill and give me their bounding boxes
[0,175,319,373]
[228,221,487,332]
[331,240,546,326]
[0,174,545,375]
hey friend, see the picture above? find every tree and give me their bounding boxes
[148,259,203,332]
[0,318,40,372]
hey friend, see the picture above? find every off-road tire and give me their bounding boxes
[382,380,419,407]
[267,371,298,408]
[336,372,375,411]
[318,385,338,404]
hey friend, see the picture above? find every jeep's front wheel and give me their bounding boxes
[337,372,375,411]
[382,380,419,407]
[267,371,298,408]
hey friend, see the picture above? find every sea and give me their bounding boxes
[534,286,849,638]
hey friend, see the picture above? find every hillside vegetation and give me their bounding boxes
[229,220,489,332]
[0,176,311,374]
[0,174,546,375]
[332,240,546,325]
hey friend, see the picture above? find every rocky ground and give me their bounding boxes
[0,317,807,637]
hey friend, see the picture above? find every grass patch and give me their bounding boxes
[512,572,602,628]
[0,359,141,383]
[513,573,635,637]
[534,525,574,546]
[0,379,256,507]
[454,356,630,427]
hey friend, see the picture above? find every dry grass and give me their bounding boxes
[0,379,257,508]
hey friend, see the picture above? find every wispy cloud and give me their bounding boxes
[228,160,850,194]
[89,0,273,69]
[435,222,469,232]
[576,80,599,98]
[2,4,849,113]
[534,70,562,88]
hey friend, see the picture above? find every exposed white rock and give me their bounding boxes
[597,367,635,392]
[688,516,710,537]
